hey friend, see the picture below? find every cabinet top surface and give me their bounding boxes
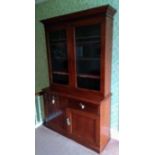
[41,5,116,24]
[43,86,111,105]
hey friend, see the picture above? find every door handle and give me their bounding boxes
[66,118,71,126]
[80,103,85,109]
[51,96,55,104]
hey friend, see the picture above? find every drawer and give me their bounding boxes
[68,99,99,115]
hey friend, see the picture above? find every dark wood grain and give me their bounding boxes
[41,5,116,153]
[67,108,99,145]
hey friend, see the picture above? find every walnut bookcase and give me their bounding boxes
[41,5,116,152]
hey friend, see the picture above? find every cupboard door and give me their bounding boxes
[75,24,101,91]
[66,108,99,146]
[49,29,69,85]
[44,94,68,132]
[46,94,60,115]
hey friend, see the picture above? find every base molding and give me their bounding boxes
[36,124,119,141]
[111,129,119,140]
[35,122,43,128]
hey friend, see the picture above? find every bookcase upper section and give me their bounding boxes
[41,5,116,96]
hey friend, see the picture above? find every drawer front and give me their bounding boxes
[68,99,99,115]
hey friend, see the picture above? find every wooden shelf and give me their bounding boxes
[76,40,100,45]
[77,74,100,79]
[77,58,99,61]
[76,35,100,40]
[53,57,67,60]
[53,71,68,75]
[51,39,66,42]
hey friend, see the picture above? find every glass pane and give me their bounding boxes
[77,59,100,75]
[49,29,69,85]
[45,95,68,131]
[50,30,66,41]
[76,25,100,39]
[52,58,68,72]
[52,74,69,85]
[51,43,67,58]
[77,77,100,90]
[75,24,101,90]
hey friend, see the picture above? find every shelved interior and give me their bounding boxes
[49,29,69,85]
[75,24,101,90]
[48,24,101,90]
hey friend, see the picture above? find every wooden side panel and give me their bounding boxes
[102,16,113,96]
[43,92,49,120]
[99,96,111,151]
[100,17,106,94]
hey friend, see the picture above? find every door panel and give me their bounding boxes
[75,24,101,91]
[49,29,69,85]
[66,108,99,146]
[44,94,69,132]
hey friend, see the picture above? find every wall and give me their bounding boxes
[35,0,119,131]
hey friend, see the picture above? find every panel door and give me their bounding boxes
[66,108,99,146]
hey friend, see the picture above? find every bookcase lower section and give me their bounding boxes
[43,91,111,153]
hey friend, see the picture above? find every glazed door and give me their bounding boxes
[75,24,101,91]
[66,108,100,146]
[44,93,68,132]
[48,29,69,85]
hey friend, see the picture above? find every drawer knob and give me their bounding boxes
[51,96,55,104]
[80,103,85,109]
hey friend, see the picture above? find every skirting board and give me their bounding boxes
[35,121,43,128]
[110,129,119,140]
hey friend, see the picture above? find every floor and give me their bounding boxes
[35,126,119,155]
